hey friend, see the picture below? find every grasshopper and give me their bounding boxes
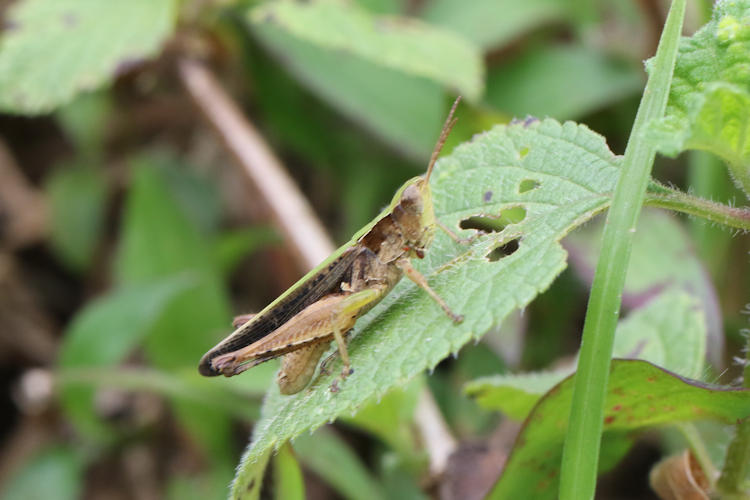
[199,97,464,394]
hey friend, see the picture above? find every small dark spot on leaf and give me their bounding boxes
[487,238,520,261]
[246,478,256,491]
[483,190,492,202]
[263,12,276,23]
[62,12,78,27]
[523,116,538,127]
[518,179,539,193]
[604,415,616,425]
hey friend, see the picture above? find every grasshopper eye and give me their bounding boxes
[400,184,421,209]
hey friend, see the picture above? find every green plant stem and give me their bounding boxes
[716,333,750,496]
[59,367,261,420]
[558,2,686,499]
[686,151,736,282]
[645,182,750,231]
[717,418,750,497]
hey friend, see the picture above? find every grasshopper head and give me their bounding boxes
[392,177,435,250]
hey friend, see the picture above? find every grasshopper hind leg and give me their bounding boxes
[278,342,330,395]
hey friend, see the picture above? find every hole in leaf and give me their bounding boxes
[519,147,529,159]
[518,179,540,194]
[459,207,527,233]
[487,238,520,261]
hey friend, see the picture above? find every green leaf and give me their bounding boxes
[115,155,236,460]
[420,0,566,50]
[251,21,446,159]
[355,0,404,15]
[0,447,82,500]
[467,290,707,417]
[55,90,112,157]
[291,428,386,500]
[648,1,750,195]
[45,164,108,273]
[342,377,422,457]
[273,444,305,500]
[487,359,750,499]
[57,276,193,439]
[485,45,643,120]
[115,156,231,367]
[567,209,721,364]
[250,0,483,101]
[233,119,624,480]
[235,450,271,500]
[0,0,177,114]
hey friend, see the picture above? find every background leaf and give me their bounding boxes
[250,0,483,101]
[466,290,707,417]
[420,0,567,50]
[113,154,236,471]
[487,360,750,500]
[45,164,107,273]
[250,20,446,160]
[566,208,722,365]
[57,276,193,439]
[292,428,386,500]
[273,444,305,500]
[0,0,177,114]
[484,45,643,120]
[0,447,82,500]
[648,1,750,194]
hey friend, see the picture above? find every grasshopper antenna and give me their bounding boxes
[425,95,461,183]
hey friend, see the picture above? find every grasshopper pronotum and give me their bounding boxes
[199,97,463,394]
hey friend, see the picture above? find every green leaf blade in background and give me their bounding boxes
[0,447,82,500]
[57,277,193,440]
[292,429,387,500]
[250,18,446,160]
[113,156,240,465]
[45,164,107,273]
[648,0,750,195]
[566,208,722,366]
[273,444,305,500]
[485,45,643,120]
[467,289,708,418]
[420,0,566,51]
[0,0,177,114]
[487,360,750,500]
[231,119,625,494]
[250,0,484,101]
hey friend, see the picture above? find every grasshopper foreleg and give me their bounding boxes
[396,257,463,323]
[436,219,475,245]
[326,286,386,383]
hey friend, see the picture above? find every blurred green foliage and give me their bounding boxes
[1,0,749,499]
